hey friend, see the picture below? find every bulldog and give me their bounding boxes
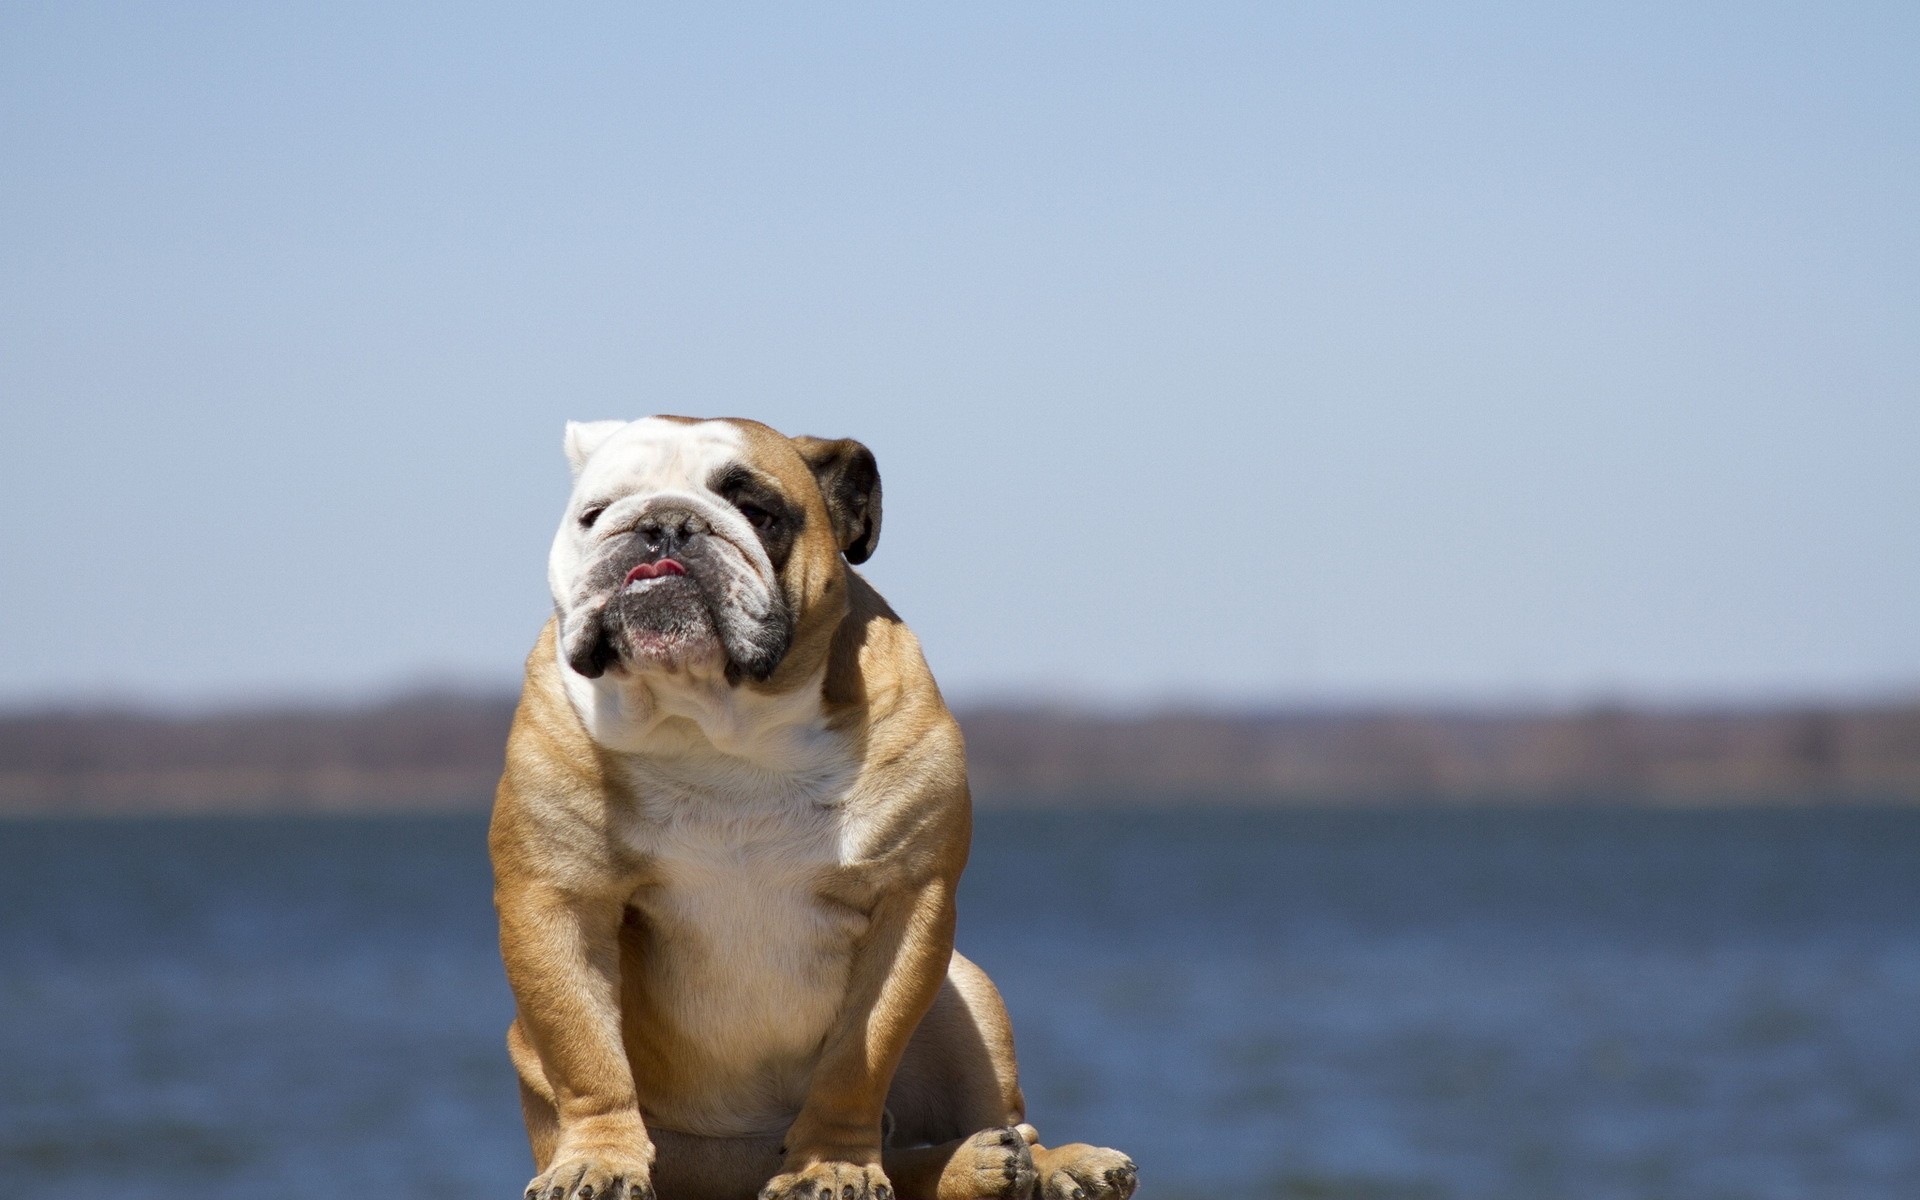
[490,416,1137,1200]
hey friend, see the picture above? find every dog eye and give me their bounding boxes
[579,505,607,529]
[738,502,776,532]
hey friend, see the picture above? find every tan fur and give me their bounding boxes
[492,419,1135,1200]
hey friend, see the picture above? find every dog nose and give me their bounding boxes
[635,509,710,556]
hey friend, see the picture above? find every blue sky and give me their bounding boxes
[3,3,1916,707]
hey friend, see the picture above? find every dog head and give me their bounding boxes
[548,416,881,687]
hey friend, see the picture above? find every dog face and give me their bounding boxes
[548,416,880,686]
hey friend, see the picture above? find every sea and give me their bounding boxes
[2,806,1917,1200]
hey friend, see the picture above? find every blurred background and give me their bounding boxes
[3,4,1917,1198]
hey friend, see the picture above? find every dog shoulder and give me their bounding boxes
[490,620,636,884]
[816,572,972,883]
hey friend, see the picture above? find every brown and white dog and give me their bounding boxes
[490,417,1137,1200]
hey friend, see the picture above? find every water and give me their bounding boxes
[3,807,1918,1200]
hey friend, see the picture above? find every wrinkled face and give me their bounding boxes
[548,416,879,686]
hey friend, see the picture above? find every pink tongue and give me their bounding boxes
[624,559,687,585]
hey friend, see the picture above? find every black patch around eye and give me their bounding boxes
[709,464,802,568]
[737,501,777,530]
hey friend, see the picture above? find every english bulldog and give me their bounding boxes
[491,416,1137,1200]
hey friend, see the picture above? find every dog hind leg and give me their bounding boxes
[884,956,1136,1200]
[875,954,1038,1200]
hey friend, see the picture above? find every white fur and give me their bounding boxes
[602,673,868,1138]
[616,759,876,1137]
[563,419,630,475]
[547,417,874,1136]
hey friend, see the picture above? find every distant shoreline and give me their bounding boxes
[4,694,1917,815]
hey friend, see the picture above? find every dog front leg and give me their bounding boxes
[762,880,958,1200]
[499,876,655,1200]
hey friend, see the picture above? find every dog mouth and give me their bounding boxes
[623,558,688,589]
[586,559,720,676]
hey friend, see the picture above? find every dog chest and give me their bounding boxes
[618,784,873,1129]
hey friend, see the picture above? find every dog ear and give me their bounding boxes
[793,436,882,564]
[563,420,628,477]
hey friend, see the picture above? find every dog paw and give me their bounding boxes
[1031,1143,1136,1200]
[759,1160,893,1200]
[525,1151,656,1200]
[938,1126,1038,1200]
